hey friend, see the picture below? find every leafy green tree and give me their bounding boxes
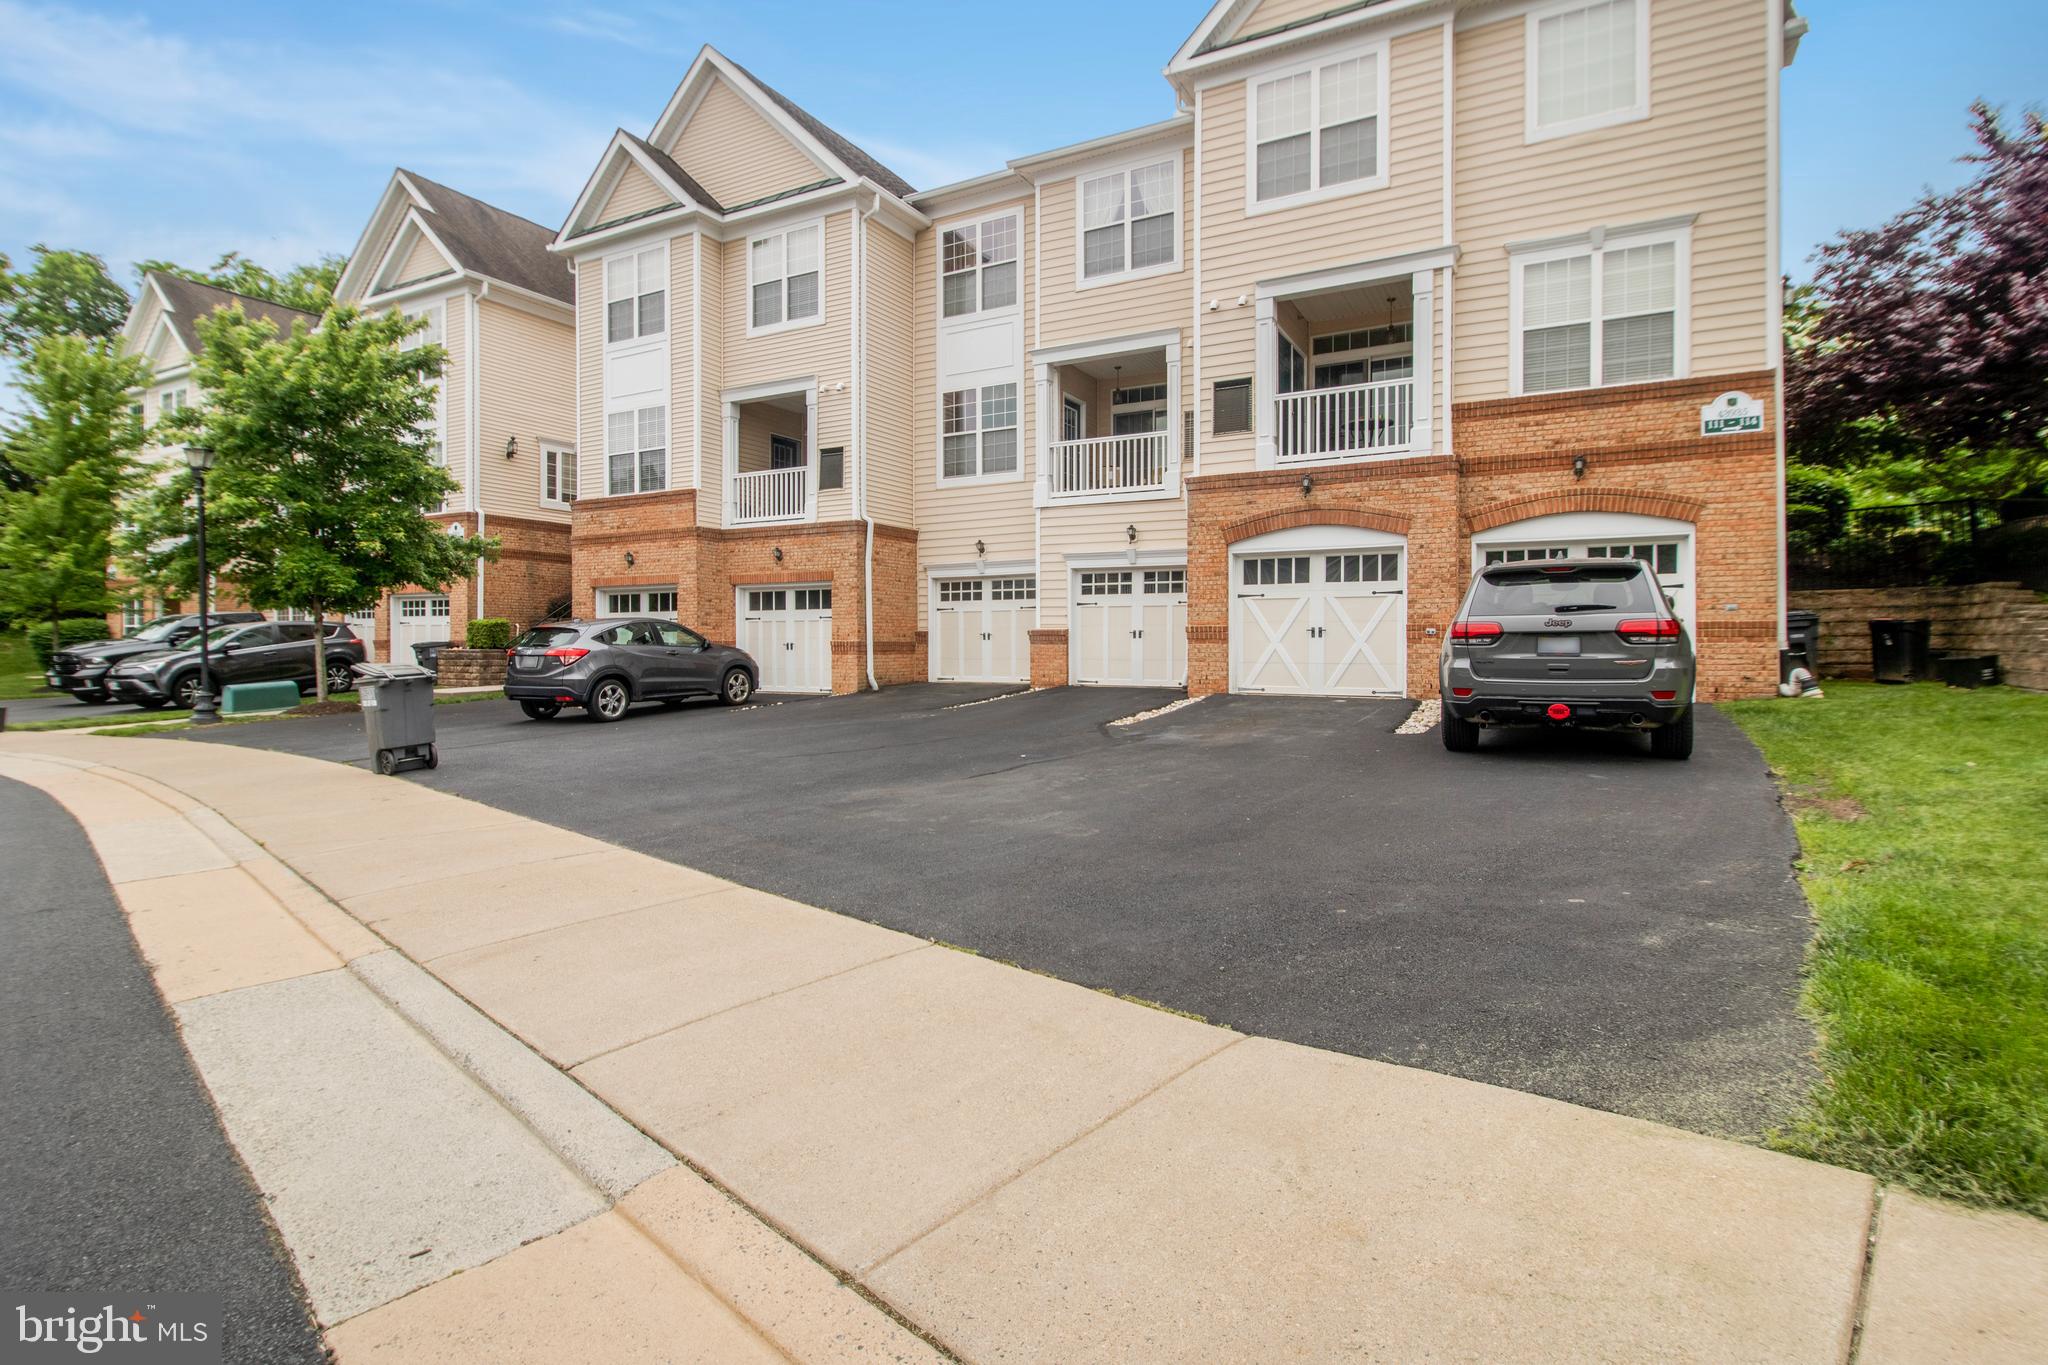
[137,251,344,315]
[129,304,494,698]
[0,335,147,650]
[0,246,132,358]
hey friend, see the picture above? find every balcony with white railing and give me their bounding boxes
[1273,379,1416,461]
[731,465,808,525]
[1046,431,1170,498]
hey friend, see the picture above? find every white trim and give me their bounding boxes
[1507,219,1692,397]
[539,439,578,509]
[691,233,703,492]
[926,559,1035,578]
[1168,0,1450,88]
[1064,547,1188,571]
[1031,327,1184,367]
[1768,0,1789,647]
[744,217,828,338]
[935,377,1026,487]
[1191,84,1204,478]
[722,377,820,526]
[938,207,1024,323]
[1006,115,1193,177]
[1074,151,1184,291]
[601,239,670,349]
[1470,511,1697,627]
[1257,245,1460,299]
[1504,212,1696,257]
[1524,0,1652,146]
[1242,37,1392,216]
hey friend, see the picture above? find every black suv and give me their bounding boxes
[47,612,265,703]
[106,620,366,710]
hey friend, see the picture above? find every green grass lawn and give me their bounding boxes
[0,630,53,701]
[1723,682,2048,1215]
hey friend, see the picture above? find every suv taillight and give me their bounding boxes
[1450,621,1503,644]
[543,647,590,663]
[1616,618,1681,644]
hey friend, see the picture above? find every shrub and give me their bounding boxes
[27,619,115,668]
[1785,465,1853,549]
[465,618,513,650]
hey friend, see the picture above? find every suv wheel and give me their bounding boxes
[586,678,630,722]
[1441,710,1481,753]
[326,662,356,695]
[1649,707,1695,760]
[720,668,754,706]
[171,671,205,711]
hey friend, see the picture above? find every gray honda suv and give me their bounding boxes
[1439,558,1696,759]
[504,618,759,722]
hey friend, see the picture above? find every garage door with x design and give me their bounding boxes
[1232,546,1406,697]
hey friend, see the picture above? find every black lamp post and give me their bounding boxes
[185,445,220,726]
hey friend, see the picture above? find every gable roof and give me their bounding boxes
[717,56,916,199]
[394,171,572,303]
[619,131,725,214]
[142,271,319,355]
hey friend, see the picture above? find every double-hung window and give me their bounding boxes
[1515,229,1684,394]
[606,406,667,495]
[541,443,577,506]
[749,223,822,332]
[398,304,446,468]
[941,213,1019,317]
[1079,159,1177,282]
[606,248,665,344]
[1527,0,1649,142]
[940,383,1019,480]
[1250,46,1385,207]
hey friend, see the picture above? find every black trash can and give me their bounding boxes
[1869,618,1932,684]
[1784,609,1822,682]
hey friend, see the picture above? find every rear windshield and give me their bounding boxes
[514,626,583,648]
[1471,565,1661,615]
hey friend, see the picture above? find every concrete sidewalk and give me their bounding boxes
[2,730,2042,1363]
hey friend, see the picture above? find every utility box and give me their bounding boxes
[221,681,302,715]
[1937,654,2001,689]
[1869,619,1932,684]
[355,663,438,775]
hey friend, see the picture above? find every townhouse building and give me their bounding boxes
[112,272,321,632]
[555,0,1803,700]
[334,171,578,662]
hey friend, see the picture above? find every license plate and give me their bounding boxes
[516,655,540,670]
[46,673,60,686]
[1537,636,1581,656]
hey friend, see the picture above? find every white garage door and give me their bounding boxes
[1471,512,1695,629]
[737,585,832,693]
[1072,567,1187,687]
[932,576,1033,683]
[391,594,450,668]
[1231,541,1406,697]
[346,609,377,661]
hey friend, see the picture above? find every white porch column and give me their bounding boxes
[722,405,740,525]
[1164,343,1183,484]
[1254,295,1277,467]
[1410,269,1436,455]
[1034,361,1053,506]
[805,386,819,520]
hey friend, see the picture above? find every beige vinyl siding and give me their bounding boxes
[438,291,469,507]
[735,401,805,472]
[575,258,604,500]
[911,198,1038,626]
[863,224,916,528]
[128,292,169,366]
[666,231,699,491]
[1037,502,1188,630]
[1196,27,1446,473]
[475,297,575,521]
[1232,0,1355,40]
[697,236,725,526]
[397,232,452,285]
[1037,147,1194,350]
[716,209,854,526]
[1453,0,1772,400]
[668,77,829,209]
[600,162,677,224]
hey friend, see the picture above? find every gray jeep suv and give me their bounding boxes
[504,618,759,722]
[1439,558,1696,759]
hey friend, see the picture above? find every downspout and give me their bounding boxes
[1767,0,1789,650]
[468,287,485,622]
[858,189,882,691]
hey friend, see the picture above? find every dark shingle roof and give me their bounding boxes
[619,131,725,214]
[719,57,917,199]
[1198,0,1398,54]
[398,171,573,304]
[146,271,319,353]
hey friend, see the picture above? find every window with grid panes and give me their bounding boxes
[1142,569,1185,595]
[990,578,1036,601]
[1587,542,1679,577]
[750,224,821,330]
[1080,572,1132,596]
[1325,552,1400,583]
[937,580,981,603]
[606,248,665,344]
[793,589,832,611]
[940,383,1018,479]
[1242,556,1310,586]
[606,406,666,495]
[942,213,1019,317]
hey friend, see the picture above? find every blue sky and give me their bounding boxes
[0,0,2041,306]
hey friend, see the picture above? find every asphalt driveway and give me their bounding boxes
[171,685,1815,1137]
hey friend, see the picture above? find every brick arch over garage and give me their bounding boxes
[1221,507,1413,545]
[1462,489,1706,536]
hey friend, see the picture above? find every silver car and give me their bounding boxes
[503,617,759,722]
[1439,558,1696,759]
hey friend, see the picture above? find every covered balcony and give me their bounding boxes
[1032,332,1182,503]
[724,384,814,526]
[1256,263,1437,467]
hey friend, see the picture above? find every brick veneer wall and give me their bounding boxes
[1184,370,1786,701]
[568,491,920,694]
[1029,629,1068,688]
[371,512,571,663]
[1790,583,2048,692]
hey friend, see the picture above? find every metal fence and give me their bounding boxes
[1790,498,2048,591]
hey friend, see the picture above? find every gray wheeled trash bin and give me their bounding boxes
[354,662,438,775]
